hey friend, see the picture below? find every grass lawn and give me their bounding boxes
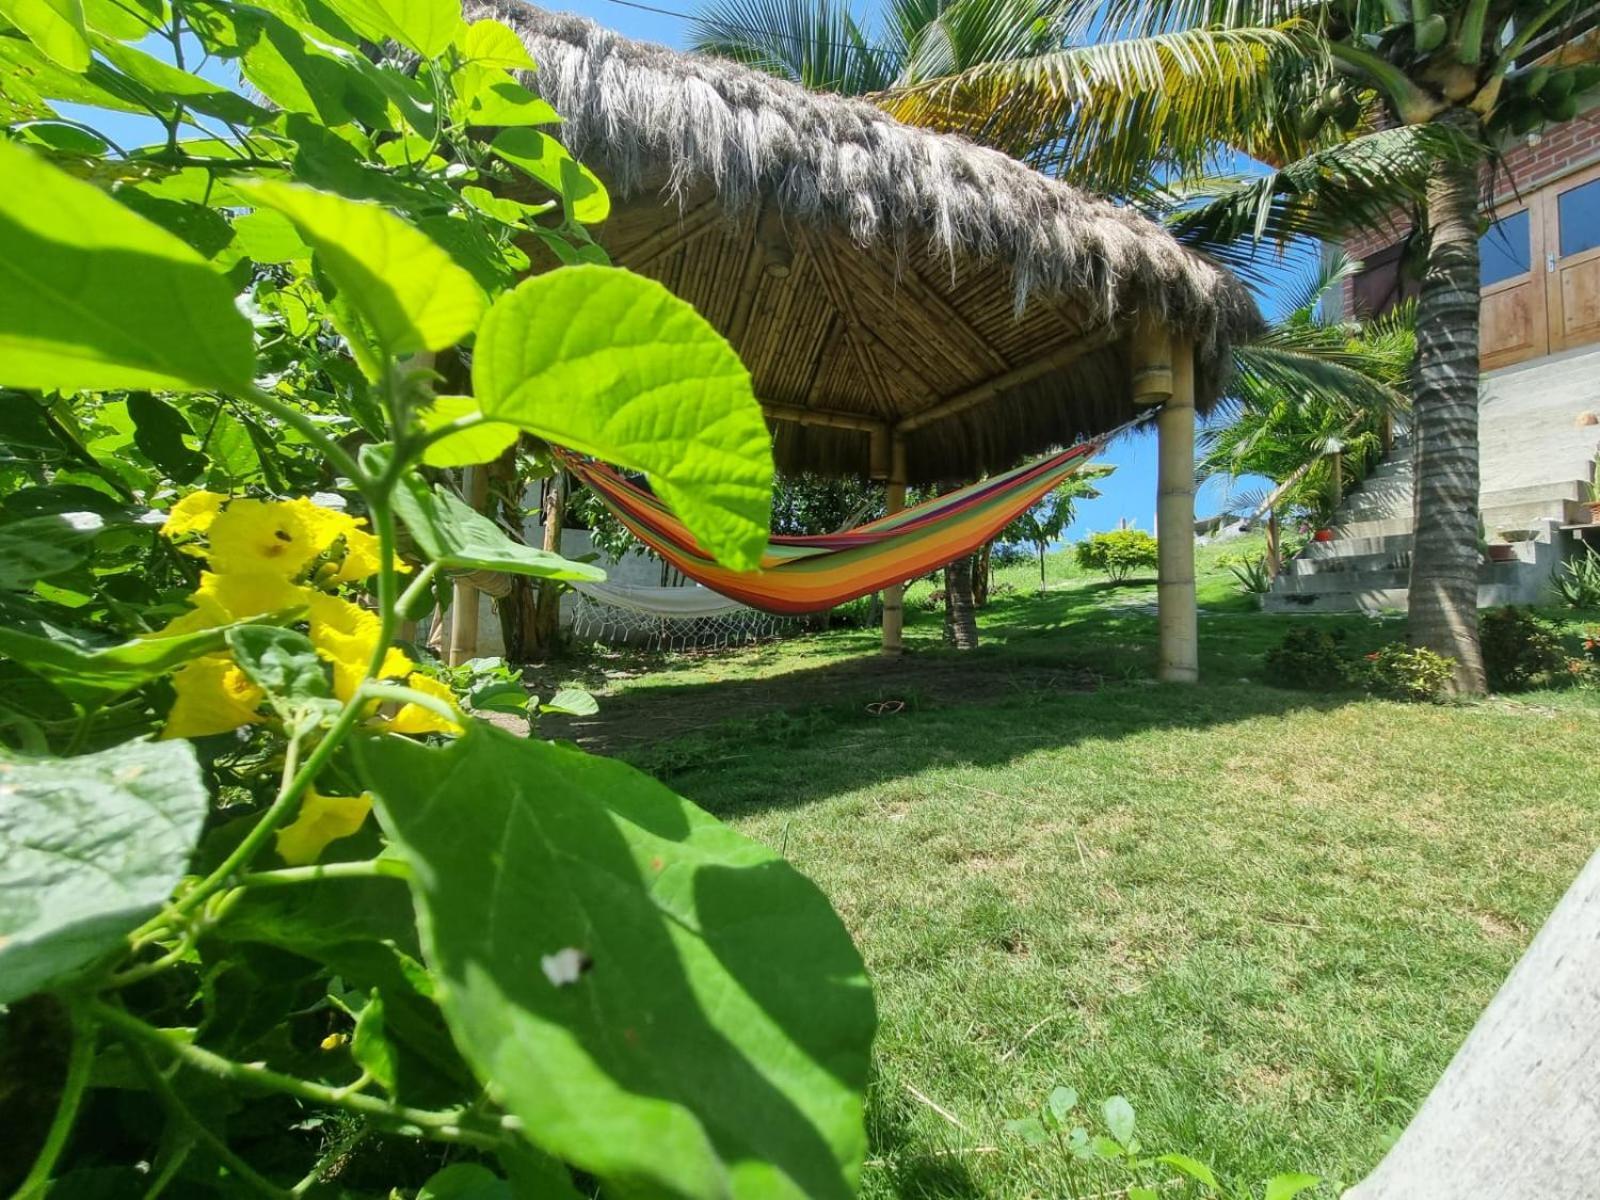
[532,542,1600,1199]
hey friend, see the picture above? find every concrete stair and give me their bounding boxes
[1262,346,1600,614]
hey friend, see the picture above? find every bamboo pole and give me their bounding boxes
[880,438,908,656]
[447,465,489,666]
[1157,344,1199,683]
[1132,322,1199,685]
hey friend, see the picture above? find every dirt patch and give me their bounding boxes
[536,654,1097,755]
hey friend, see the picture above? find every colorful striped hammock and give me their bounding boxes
[555,437,1108,616]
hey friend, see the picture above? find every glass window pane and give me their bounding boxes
[1481,210,1531,287]
[1559,178,1600,258]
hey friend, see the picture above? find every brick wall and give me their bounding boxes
[1341,104,1600,310]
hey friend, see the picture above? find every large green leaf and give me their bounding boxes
[473,266,773,572]
[0,142,256,395]
[354,724,874,1198]
[391,475,604,581]
[488,128,607,223]
[1,0,91,70]
[418,394,520,468]
[0,617,285,706]
[237,179,485,362]
[318,0,461,59]
[0,739,209,1003]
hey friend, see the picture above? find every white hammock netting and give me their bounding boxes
[567,581,799,651]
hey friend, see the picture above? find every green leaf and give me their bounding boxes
[1128,1189,1160,1200]
[459,185,554,228]
[539,686,596,716]
[0,617,279,706]
[418,1164,510,1200]
[1046,1085,1078,1125]
[463,75,560,127]
[0,142,256,394]
[1264,1173,1321,1200]
[318,0,461,58]
[93,36,274,125]
[354,724,874,1199]
[488,127,607,223]
[391,476,605,581]
[127,393,204,483]
[473,266,773,572]
[1004,1117,1049,1145]
[457,17,536,70]
[465,679,529,715]
[352,988,399,1093]
[0,739,209,1003]
[1157,1153,1221,1191]
[237,179,485,361]
[1,0,91,70]
[418,395,520,468]
[225,625,331,707]
[1104,1095,1136,1147]
[0,512,103,589]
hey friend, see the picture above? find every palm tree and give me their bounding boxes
[1203,251,1416,571]
[877,1,1600,692]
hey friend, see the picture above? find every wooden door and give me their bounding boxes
[1480,199,1548,371]
[1544,162,1600,354]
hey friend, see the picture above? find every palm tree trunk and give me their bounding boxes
[1409,112,1487,695]
[943,554,979,649]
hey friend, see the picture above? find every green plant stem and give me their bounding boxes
[396,561,440,618]
[364,682,461,724]
[15,1008,96,1200]
[89,1003,506,1151]
[122,1035,292,1200]
[241,386,365,484]
[237,858,410,888]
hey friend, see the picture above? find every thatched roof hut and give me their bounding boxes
[473,1,1260,487]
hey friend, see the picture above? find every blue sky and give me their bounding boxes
[83,0,1308,537]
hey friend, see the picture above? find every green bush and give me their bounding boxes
[1361,644,1457,703]
[1074,529,1159,583]
[1480,607,1570,692]
[1263,626,1354,691]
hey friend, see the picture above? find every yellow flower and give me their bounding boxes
[158,572,311,636]
[307,593,410,702]
[388,672,463,735]
[274,788,373,865]
[161,490,228,539]
[162,653,265,738]
[207,499,324,578]
[332,525,385,583]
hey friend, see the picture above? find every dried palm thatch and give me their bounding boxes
[473,1,1263,483]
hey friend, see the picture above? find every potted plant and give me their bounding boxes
[1313,528,1335,543]
[1487,543,1517,562]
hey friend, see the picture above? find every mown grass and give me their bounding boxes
[536,543,1600,1199]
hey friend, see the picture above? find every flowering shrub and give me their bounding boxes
[1360,644,1457,703]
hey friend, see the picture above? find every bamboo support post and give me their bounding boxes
[447,465,489,666]
[1132,321,1198,684]
[880,438,908,656]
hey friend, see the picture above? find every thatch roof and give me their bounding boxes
[473,1,1262,483]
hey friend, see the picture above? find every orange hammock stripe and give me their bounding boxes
[556,439,1106,615]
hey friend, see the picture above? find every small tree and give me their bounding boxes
[1000,466,1113,589]
[1075,529,1159,583]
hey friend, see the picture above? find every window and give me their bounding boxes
[1481,209,1531,287]
[1559,177,1600,258]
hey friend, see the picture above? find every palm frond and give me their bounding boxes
[689,0,901,93]
[1166,122,1480,250]
[876,23,1325,192]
